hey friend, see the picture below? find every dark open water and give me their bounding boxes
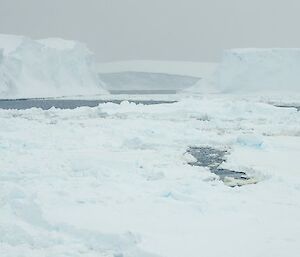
[187,146,255,186]
[274,105,300,111]
[0,99,177,110]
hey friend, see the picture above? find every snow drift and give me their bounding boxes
[218,48,300,93]
[0,34,107,98]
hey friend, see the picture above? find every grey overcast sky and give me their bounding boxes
[0,0,300,62]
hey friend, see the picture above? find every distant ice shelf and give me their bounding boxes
[99,71,200,91]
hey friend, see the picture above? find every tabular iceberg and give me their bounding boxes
[218,48,300,93]
[0,34,107,98]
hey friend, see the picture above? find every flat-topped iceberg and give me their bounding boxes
[218,48,300,93]
[0,34,107,98]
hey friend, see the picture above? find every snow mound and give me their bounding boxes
[218,48,300,93]
[0,34,107,98]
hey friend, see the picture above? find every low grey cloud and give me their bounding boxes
[0,0,299,62]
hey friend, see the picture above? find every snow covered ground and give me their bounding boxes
[1,94,300,257]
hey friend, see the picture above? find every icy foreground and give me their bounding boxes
[0,34,107,98]
[1,95,300,257]
[218,48,300,93]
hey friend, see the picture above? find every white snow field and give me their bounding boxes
[1,95,300,257]
[0,34,107,99]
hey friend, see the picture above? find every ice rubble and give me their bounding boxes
[0,34,107,99]
[1,97,300,257]
[218,48,300,93]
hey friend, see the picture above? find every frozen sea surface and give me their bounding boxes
[0,94,300,257]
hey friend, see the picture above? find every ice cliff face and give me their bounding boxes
[0,34,107,98]
[218,48,300,93]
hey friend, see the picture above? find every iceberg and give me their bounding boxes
[218,48,300,93]
[0,34,107,98]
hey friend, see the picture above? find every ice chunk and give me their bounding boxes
[236,134,264,148]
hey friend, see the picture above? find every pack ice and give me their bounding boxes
[218,48,300,93]
[0,34,107,98]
